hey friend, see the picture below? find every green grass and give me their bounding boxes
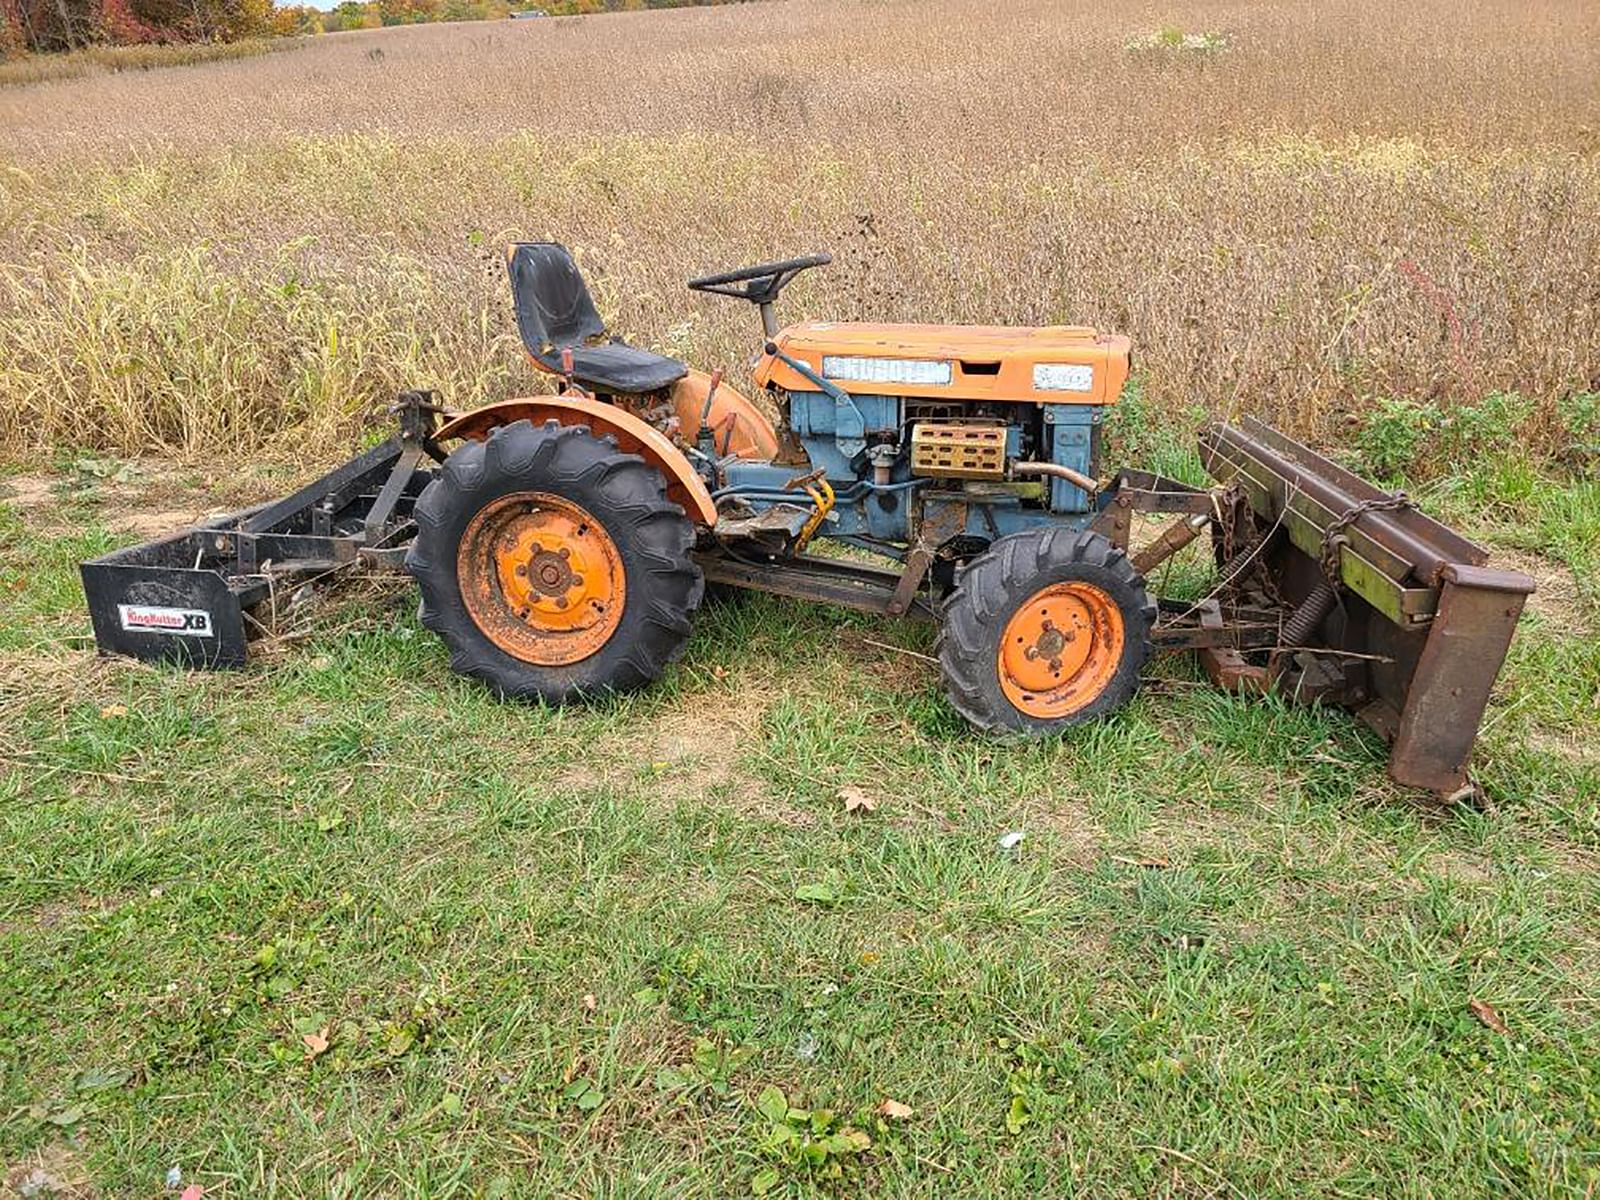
[1,465,1598,1197]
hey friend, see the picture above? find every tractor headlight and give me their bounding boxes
[1033,363,1095,392]
[822,355,952,387]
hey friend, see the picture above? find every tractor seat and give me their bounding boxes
[507,242,688,395]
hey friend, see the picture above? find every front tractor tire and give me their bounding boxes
[406,419,703,704]
[937,529,1156,736]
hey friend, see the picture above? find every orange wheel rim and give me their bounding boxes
[998,582,1124,718]
[457,491,624,666]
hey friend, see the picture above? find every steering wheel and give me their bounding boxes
[686,253,832,305]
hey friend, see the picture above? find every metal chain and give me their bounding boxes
[1320,491,1411,587]
[1211,484,1284,607]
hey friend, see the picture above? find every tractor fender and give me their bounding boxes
[667,369,780,461]
[434,396,717,528]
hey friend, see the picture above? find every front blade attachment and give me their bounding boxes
[1198,416,1534,795]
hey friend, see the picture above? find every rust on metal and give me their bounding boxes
[999,581,1125,717]
[696,550,938,619]
[436,396,718,527]
[1195,417,1535,796]
[887,496,969,617]
[1131,513,1209,577]
[911,422,1008,479]
[1011,460,1100,496]
[1382,563,1534,792]
[457,490,625,665]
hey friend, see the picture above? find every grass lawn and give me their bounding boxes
[1,452,1597,1198]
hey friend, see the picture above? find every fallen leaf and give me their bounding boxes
[1469,997,1509,1035]
[74,1064,132,1093]
[301,1026,330,1059]
[181,1186,204,1200]
[582,993,597,1011]
[794,881,839,904]
[100,703,128,718]
[877,1097,914,1120]
[832,1127,872,1152]
[838,786,878,814]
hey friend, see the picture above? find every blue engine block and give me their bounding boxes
[718,389,1109,549]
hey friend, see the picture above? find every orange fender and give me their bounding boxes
[667,369,780,461]
[434,396,718,528]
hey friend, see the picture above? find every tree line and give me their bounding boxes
[1,0,741,53]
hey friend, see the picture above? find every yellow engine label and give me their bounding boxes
[910,423,1007,479]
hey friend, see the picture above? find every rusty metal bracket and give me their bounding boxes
[886,544,933,617]
[1385,563,1534,793]
[1131,513,1210,576]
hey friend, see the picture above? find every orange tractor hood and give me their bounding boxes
[753,322,1131,404]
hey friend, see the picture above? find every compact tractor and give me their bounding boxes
[82,244,1534,798]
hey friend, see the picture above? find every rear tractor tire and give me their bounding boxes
[406,419,703,703]
[937,528,1156,736]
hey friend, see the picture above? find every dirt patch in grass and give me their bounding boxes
[645,684,818,825]
[1111,802,1291,865]
[1529,730,1600,769]
[1031,801,1108,866]
[3,896,86,936]
[648,706,749,792]
[3,1142,94,1199]
[0,474,60,509]
[111,508,207,539]
[1,462,291,539]
[546,678,813,822]
[1493,547,1593,635]
[0,646,148,703]
[1424,850,1498,885]
[834,629,938,693]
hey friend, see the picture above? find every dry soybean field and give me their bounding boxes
[2,1,1599,1196]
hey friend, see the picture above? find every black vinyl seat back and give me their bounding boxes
[505,242,688,395]
[508,242,606,353]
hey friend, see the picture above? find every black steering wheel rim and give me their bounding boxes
[686,252,831,303]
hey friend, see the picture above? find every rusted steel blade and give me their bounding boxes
[1197,418,1535,796]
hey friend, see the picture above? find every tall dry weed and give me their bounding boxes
[0,0,1596,459]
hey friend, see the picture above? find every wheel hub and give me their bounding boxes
[522,547,578,600]
[457,492,625,665]
[998,582,1124,717]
